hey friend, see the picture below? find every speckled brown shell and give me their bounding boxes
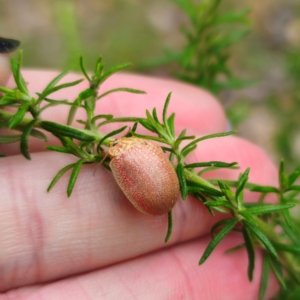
[109,137,179,215]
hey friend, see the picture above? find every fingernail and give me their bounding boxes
[0,37,20,53]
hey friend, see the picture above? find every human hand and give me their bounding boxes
[0,71,279,299]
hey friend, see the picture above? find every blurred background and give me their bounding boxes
[1,0,300,170]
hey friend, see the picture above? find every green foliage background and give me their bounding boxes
[1,0,300,168]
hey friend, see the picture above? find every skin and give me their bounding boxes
[0,70,279,299]
[0,53,10,87]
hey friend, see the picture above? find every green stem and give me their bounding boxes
[0,108,113,147]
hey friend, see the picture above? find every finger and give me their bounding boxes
[0,134,277,291]
[1,70,227,155]
[0,53,10,87]
[3,234,279,300]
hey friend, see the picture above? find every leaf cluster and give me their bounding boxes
[140,0,254,94]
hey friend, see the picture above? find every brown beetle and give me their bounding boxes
[109,137,179,215]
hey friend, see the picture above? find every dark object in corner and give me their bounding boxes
[0,37,20,53]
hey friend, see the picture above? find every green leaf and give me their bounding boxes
[177,128,187,139]
[181,144,197,158]
[97,126,127,151]
[37,70,69,101]
[247,184,279,194]
[187,180,224,197]
[288,165,300,186]
[0,134,22,143]
[97,87,146,100]
[41,121,96,142]
[167,113,175,138]
[272,242,300,255]
[185,161,238,168]
[236,168,250,205]
[10,51,28,94]
[238,210,257,225]
[79,56,91,81]
[211,78,259,94]
[39,78,84,102]
[225,243,246,254]
[161,146,176,154]
[259,255,270,300]
[210,217,234,237]
[47,163,75,192]
[76,120,87,125]
[30,127,48,141]
[0,94,17,106]
[204,200,232,210]
[278,221,300,247]
[218,181,236,206]
[285,185,300,191]
[269,256,286,289]
[279,160,288,191]
[176,135,195,143]
[165,210,173,243]
[198,165,238,176]
[130,132,167,144]
[91,115,114,128]
[93,56,104,80]
[94,116,143,126]
[42,98,71,105]
[245,203,294,216]
[129,122,138,134]
[242,225,255,281]
[64,138,90,158]
[181,130,236,154]
[67,98,80,125]
[79,88,96,101]
[92,114,113,123]
[199,218,238,265]
[215,9,250,24]
[209,29,251,54]
[100,62,132,84]
[145,110,168,139]
[177,163,188,199]
[9,101,30,129]
[162,92,172,133]
[226,100,252,127]
[243,220,278,260]
[0,86,14,94]
[152,107,159,123]
[67,159,84,197]
[20,120,36,160]
[138,118,157,132]
[94,56,103,75]
[45,146,73,154]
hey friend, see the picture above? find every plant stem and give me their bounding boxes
[0,108,110,146]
